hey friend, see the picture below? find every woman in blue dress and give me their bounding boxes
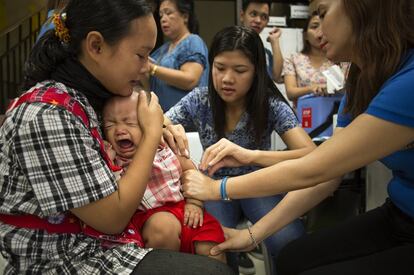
[164,26,334,274]
[149,0,209,112]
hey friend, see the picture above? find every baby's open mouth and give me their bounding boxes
[117,139,134,150]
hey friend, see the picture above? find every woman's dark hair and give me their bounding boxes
[158,0,199,34]
[301,12,319,55]
[22,0,152,91]
[208,25,290,146]
[342,0,414,118]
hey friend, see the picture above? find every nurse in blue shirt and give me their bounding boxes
[180,0,414,274]
[149,0,208,112]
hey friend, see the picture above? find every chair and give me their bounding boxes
[187,132,204,166]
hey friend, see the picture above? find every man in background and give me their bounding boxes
[240,0,284,83]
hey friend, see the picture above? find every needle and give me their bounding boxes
[189,156,200,170]
[188,156,209,175]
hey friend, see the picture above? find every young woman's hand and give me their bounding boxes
[137,91,163,138]
[310,84,328,96]
[199,138,253,175]
[162,124,189,157]
[181,170,220,201]
[183,202,203,228]
[210,227,257,256]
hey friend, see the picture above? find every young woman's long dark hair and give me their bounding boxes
[22,0,152,91]
[342,0,414,118]
[208,25,290,145]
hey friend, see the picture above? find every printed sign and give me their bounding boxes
[290,5,309,19]
[302,107,312,128]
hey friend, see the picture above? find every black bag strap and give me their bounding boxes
[309,101,341,139]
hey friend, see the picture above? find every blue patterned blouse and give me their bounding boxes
[165,87,299,179]
[150,34,209,112]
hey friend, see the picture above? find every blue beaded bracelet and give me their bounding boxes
[220,176,231,201]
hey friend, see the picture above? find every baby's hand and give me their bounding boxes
[184,202,203,228]
[103,140,116,162]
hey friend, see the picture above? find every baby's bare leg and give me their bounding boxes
[142,212,181,251]
[195,241,226,263]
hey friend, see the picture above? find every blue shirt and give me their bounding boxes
[165,87,298,179]
[337,49,414,217]
[150,34,209,112]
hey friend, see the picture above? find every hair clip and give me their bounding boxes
[52,12,70,44]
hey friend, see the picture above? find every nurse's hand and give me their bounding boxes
[162,124,189,158]
[210,227,258,255]
[181,170,220,201]
[200,138,254,175]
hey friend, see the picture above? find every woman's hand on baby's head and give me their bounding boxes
[137,91,163,137]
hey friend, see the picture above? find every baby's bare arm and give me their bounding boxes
[177,154,196,171]
[177,155,204,208]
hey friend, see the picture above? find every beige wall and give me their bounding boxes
[195,1,236,49]
[0,0,46,34]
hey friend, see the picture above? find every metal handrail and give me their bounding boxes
[0,7,47,113]
[0,9,42,37]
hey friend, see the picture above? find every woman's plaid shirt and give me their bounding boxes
[0,81,149,274]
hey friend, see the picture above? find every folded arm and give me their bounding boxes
[151,62,203,91]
